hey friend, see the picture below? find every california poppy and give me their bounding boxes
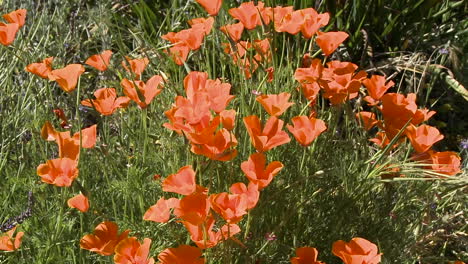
[405,124,444,153]
[0,227,24,252]
[287,116,327,146]
[174,193,211,226]
[315,31,349,56]
[195,0,223,16]
[157,244,205,264]
[294,58,323,84]
[229,182,260,210]
[427,151,461,176]
[81,87,131,116]
[162,165,196,195]
[121,57,149,79]
[380,93,418,138]
[205,79,235,113]
[162,27,205,51]
[37,158,79,187]
[229,1,270,30]
[355,112,379,131]
[40,122,97,160]
[220,22,244,42]
[114,237,155,264]
[243,115,291,152]
[85,50,113,71]
[167,44,190,66]
[220,109,236,130]
[188,17,214,35]
[143,197,180,223]
[2,9,27,28]
[210,192,248,223]
[48,64,85,92]
[0,22,20,46]
[80,221,130,256]
[189,128,238,161]
[256,92,294,117]
[67,193,89,212]
[241,153,283,190]
[332,237,382,264]
[363,75,394,102]
[412,108,436,125]
[121,75,164,108]
[25,57,54,79]
[290,247,325,264]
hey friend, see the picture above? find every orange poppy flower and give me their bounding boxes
[298,83,321,103]
[188,17,214,35]
[380,93,418,135]
[182,71,235,113]
[162,27,205,51]
[241,152,283,190]
[167,44,190,66]
[220,109,236,130]
[80,221,130,256]
[220,22,244,42]
[315,31,349,56]
[356,112,379,131]
[67,193,89,212]
[229,182,260,210]
[85,50,113,71]
[363,75,394,102]
[332,237,382,264]
[173,93,211,125]
[121,57,149,79]
[114,237,155,264]
[243,115,291,152]
[174,193,211,226]
[48,64,85,92]
[162,165,196,195]
[205,80,235,113]
[143,197,180,223]
[427,151,461,176]
[2,9,27,28]
[121,75,164,108]
[412,108,436,126]
[294,58,323,84]
[158,244,205,264]
[25,57,54,79]
[181,215,241,249]
[301,11,330,39]
[278,8,329,39]
[0,22,19,46]
[290,247,325,264]
[0,227,24,252]
[195,0,222,16]
[256,92,294,117]
[270,6,294,30]
[41,122,97,160]
[228,1,270,30]
[405,125,444,153]
[190,128,238,161]
[37,158,79,187]
[210,192,248,223]
[81,87,131,116]
[287,116,327,146]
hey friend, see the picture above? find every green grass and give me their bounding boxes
[0,0,467,263]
